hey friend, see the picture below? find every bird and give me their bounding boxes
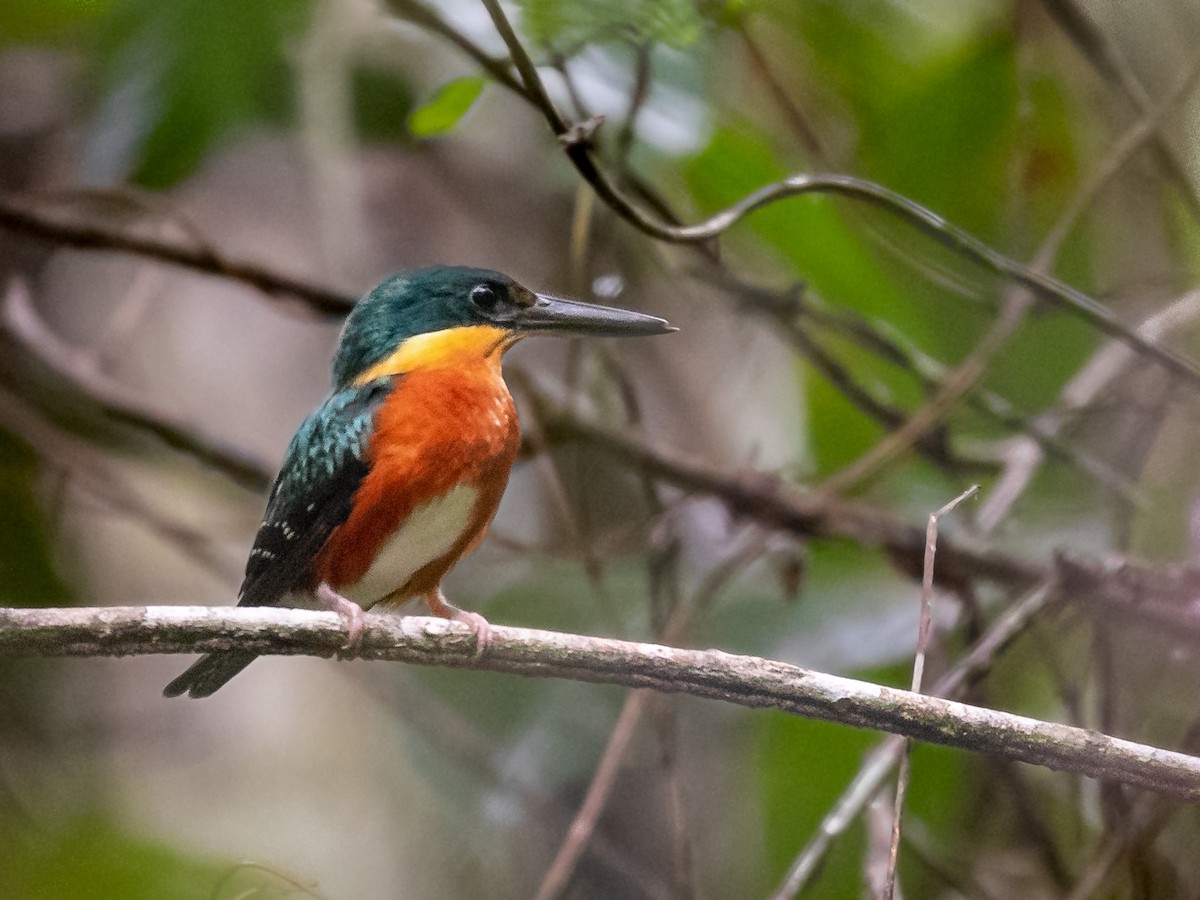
[164,265,674,698]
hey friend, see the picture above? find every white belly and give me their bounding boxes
[341,483,479,607]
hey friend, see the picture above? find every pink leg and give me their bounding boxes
[425,588,491,657]
[317,582,368,653]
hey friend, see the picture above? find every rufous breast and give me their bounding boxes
[314,331,521,607]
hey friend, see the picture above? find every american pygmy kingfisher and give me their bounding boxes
[164,266,674,698]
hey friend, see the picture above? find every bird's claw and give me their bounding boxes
[317,582,368,656]
[426,589,491,657]
[452,609,492,658]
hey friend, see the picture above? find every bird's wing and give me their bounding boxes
[237,375,396,608]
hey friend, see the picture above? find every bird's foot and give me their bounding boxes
[425,589,491,657]
[451,609,492,658]
[317,582,367,656]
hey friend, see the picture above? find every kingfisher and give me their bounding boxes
[164,266,673,698]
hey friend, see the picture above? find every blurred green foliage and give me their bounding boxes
[0,0,110,45]
[353,65,417,143]
[0,817,224,900]
[0,429,70,607]
[518,0,703,52]
[794,1,1020,234]
[757,713,876,898]
[680,1,1103,472]
[91,0,312,187]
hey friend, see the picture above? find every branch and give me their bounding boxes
[1037,0,1200,221]
[977,287,1200,531]
[884,486,978,898]
[0,193,354,318]
[1,277,273,492]
[537,406,1043,589]
[469,0,1200,391]
[386,0,527,97]
[4,605,1200,803]
[0,274,1039,594]
[769,582,1058,899]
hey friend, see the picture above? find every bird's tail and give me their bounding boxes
[163,650,257,699]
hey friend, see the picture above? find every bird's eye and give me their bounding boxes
[471,284,501,312]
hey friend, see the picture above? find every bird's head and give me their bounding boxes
[332,266,674,388]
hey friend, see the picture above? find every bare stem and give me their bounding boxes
[770,582,1055,900]
[884,486,979,899]
[533,691,651,900]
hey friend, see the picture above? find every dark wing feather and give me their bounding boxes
[163,376,396,698]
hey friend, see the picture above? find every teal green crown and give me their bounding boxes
[332,266,518,389]
[331,265,674,389]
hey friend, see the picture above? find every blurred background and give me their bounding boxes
[4,0,1200,897]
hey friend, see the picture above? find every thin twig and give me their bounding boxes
[470,0,1200,388]
[915,488,980,699]
[533,691,651,900]
[537,405,1043,590]
[866,789,899,900]
[615,42,654,169]
[1,277,273,491]
[884,486,978,899]
[978,286,1200,532]
[1037,0,1200,221]
[652,697,695,900]
[817,57,1200,495]
[769,582,1055,900]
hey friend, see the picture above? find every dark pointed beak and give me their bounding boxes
[514,292,676,337]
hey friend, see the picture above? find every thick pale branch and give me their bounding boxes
[3,605,1199,803]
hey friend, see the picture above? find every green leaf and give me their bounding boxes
[407,76,485,139]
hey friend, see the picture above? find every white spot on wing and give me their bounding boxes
[342,483,479,607]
